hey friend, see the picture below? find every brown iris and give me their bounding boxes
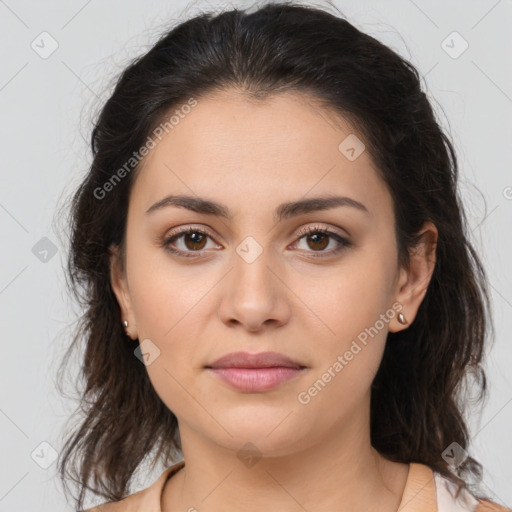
[306,232,329,251]
[183,232,208,251]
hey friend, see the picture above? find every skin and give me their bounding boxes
[110,88,438,512]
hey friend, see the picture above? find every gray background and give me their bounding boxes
[0,0,511,510]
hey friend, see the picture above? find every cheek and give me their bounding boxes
[291,249,394,393]
[126,242,211,337]
[294,250,395,344]
[125,250,210,411]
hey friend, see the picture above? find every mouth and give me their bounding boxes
[205,351,307,392]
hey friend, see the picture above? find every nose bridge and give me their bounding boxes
[217,233,290,330]
[232,233,276,297]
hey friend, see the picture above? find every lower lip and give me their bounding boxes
[207,367,305,392]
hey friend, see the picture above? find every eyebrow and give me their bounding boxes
[145,194,369,222]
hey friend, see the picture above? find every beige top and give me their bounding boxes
[83,460,510,511]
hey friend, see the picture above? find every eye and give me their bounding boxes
[291,224,352,258]
[162,226,220,258]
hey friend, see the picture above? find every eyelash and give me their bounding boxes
[162,224,352,259]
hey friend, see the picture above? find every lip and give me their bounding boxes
[207,367,306,392]
[206,351,305,370]
[205,351,307,393]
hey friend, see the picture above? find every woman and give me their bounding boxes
[56,2,510,511]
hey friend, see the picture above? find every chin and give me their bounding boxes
[206,409,310,456]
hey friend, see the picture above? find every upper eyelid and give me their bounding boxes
[295,224,347,237]
[166,224,219,241]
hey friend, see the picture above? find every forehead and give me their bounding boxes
[129,89,392,222]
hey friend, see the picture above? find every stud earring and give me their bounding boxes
[397,312,408,325]
[123,320,129,334]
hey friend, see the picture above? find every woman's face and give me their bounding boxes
[110,89,436,458]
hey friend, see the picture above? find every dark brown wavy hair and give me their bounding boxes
[55,2,495,510]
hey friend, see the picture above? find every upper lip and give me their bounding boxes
[206,351,305,369]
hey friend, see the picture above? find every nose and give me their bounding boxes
[217,247,292,332]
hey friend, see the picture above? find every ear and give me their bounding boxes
[109,244,137,339]
[389,221,438,332]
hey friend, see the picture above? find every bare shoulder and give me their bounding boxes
[476,498,512,511]
[79,462,184,512]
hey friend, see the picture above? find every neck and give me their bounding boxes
[162,410,409,512]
